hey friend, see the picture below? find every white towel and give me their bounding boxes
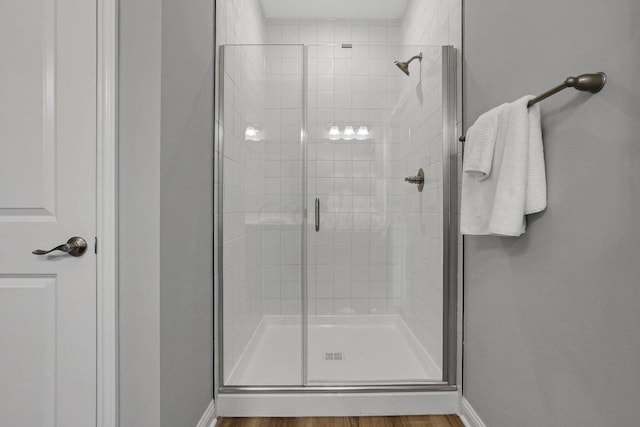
[460,104,508,235]
[461,95,547,236]
[524,103,547,215]
[462,103,506,177]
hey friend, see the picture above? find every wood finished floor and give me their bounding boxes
[217,416,464,427]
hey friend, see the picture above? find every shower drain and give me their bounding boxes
[323,352,344,361]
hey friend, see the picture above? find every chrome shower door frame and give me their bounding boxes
[215,44,459,395]
[441,45,459,388]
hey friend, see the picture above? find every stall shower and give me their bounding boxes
[217,41,457,386]
[214,0,461,414]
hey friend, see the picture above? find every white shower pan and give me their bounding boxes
[226,315,441,385]
[217,315,458,417]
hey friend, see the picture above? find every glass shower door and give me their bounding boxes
[305,44,447,385]
[219,44,305,386]
[219,43,456,389]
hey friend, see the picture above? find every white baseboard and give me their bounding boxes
[460,398,486,427]
[196,400,216,427]
[217,391,459,417]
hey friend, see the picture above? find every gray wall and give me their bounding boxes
[463,1,640,426]
[119,0,214,426]
[118,0,162,424]
[159,0,214,425]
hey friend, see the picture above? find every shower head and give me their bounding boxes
[394,52,423,76]
[394,61,410,76]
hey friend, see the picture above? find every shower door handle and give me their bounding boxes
[315,198,320,232]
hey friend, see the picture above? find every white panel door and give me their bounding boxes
[0,0,97,426]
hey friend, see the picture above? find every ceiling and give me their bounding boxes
[260,0,409,20]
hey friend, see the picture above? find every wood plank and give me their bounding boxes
[217,415,464,427]
[311,417,359,427]
[359,416,397,427]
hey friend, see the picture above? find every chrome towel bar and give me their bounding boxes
[459,72,606,142]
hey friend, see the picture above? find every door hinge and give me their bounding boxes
[94,237,98,254]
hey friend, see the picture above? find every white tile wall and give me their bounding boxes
[220,43,268,382]
[390,47,445,368]
[266,19,399,45]
[265,18,404,316]
[214,0,463,381]
[215,0,267,383]
[261,45,304,317]
[397,0,463,373]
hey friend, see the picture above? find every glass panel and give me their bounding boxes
[306,45,444,385]
[220,44,304,386]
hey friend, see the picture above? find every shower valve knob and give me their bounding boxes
[404,168,425,192]
[404,176,424,184]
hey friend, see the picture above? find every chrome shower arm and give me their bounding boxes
[406,53,423,65]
